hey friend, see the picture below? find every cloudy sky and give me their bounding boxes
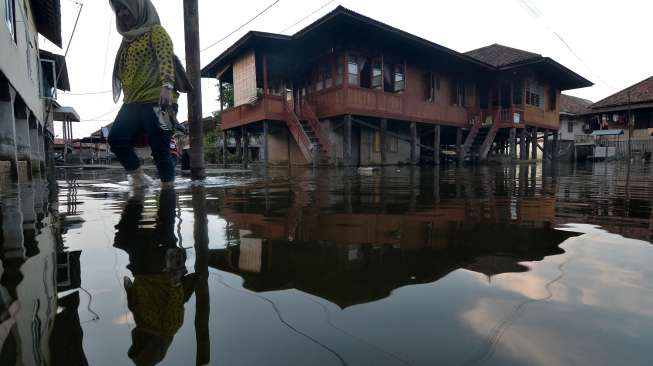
[42,0,653,138]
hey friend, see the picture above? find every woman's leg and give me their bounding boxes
[142,107,175,186]
[108,105,145,181]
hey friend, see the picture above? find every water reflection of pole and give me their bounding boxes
[191,185,210,365]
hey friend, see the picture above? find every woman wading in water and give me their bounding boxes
[108,0,187,189]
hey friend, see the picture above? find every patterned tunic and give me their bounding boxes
[119,25,176,103]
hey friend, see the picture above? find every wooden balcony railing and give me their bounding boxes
[221,95,286,130]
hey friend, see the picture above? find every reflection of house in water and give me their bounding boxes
[210,170,574,308]
[0,178,87,364]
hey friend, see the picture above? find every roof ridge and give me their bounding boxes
[591,75,653,108]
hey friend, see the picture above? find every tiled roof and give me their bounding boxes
[464,43,541,68]
[560,94,593,115]
[591,76,653,109]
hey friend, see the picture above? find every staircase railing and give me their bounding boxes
[300,100,331,155]
[283,102,314,163]
[461,119,482,158]
[479,123,499,160]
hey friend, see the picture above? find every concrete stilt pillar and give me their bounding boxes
[38,126,45,172]
[0,85,18,182]
[14,103,31,181]
[433,125,441,165]
[1,188,25,260]
[531,128,538,160]
[29,116,41,175]
[509,128,517,161]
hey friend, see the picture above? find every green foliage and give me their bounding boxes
[219,83,234,109]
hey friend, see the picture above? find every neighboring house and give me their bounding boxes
[201,6,592,166]
[582,76,653,158]
[0,0,73,181]
[559,94,593,141]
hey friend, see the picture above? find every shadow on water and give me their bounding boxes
[0,162,652,365]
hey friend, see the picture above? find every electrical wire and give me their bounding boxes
[210,271,348,366]
[198,0,281,54]
[515,0,617,91]
[279,0,336,34]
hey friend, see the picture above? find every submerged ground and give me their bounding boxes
[1,162,652,365]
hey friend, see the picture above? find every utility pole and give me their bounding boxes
[184,0,205,180]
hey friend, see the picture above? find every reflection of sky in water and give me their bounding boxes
[2,163,653,366]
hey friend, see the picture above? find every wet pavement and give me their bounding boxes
[1,162,652,365]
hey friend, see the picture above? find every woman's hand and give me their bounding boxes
[160,86,173,108]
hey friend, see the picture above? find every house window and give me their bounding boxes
[393,64,405,92]
[347,55,359,86]
[5,0,16,41]
[567,120,573,133]
[315,66,324,92]
[324,61,333,89]
[549,88,557,111]
[526,80,542,108]
[513,81,524,105]
[425,72,439,102]
[335,57,343,86]
[451,80,465,106]
[372,59,382,89]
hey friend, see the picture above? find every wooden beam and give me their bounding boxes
[351,117,435,152]
[520,127,527,160]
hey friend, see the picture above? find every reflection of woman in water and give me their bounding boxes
[114,189,197,365]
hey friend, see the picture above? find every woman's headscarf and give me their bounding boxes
[110,0,161,103]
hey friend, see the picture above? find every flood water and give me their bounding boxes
[1,162,652,366]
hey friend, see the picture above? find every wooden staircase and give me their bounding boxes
[283,101,332,165]
[478,124,499,160]
[300,101,332,164]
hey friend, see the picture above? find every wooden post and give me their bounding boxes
[263,121,269,167]
[263,53,269,96]
[221,130,227,165]
[552,131,559,161]
[531,128,537,160]
[433,125,440,165]
[184,0,205,180]
[410,122,417,165]
[520,128,527,160]
[380,118,387,165]
[191,185,210,366]
[344,115,352,166]
[509,127,516,161]
[235,130,242,163]
[242,126,249,167]
[542,130,550,161]
[456,127,463,165]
